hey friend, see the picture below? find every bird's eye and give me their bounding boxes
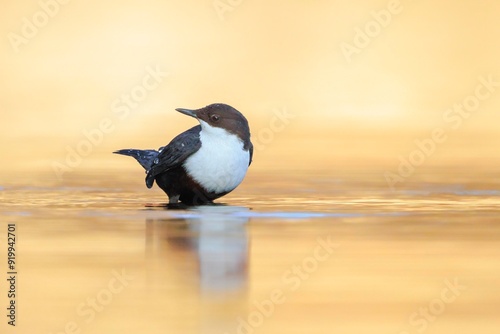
[210,114,220,122]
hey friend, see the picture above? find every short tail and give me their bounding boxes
[113,149,159,171]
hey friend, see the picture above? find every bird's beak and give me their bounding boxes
[175,108,197,118]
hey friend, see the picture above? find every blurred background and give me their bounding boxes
[1,2,500,334]
[1,0,499,177]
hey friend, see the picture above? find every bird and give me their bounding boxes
[114,103,253,205]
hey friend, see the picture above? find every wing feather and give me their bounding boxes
[145,125,201,188]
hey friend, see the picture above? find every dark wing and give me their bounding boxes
[248,141,253,166]
[145,125,202,188]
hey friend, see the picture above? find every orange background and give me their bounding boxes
[1,0,499,177]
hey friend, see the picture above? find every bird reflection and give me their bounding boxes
[145,205,249,295]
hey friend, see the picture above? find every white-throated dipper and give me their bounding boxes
[114,103,253,205]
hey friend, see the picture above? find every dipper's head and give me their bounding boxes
[176,103,251,147]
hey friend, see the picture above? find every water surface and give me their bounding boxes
[0,169,499,334]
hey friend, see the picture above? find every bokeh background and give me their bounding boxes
[1,3,500,334]
[1,0,499,179]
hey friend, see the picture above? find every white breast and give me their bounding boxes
[184,121,250,194]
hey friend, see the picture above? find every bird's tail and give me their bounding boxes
[113,149,159,171]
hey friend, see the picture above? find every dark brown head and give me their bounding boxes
[176,103,251,147]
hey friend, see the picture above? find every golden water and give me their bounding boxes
[1,168,499,334]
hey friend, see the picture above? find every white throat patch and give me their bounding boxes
[184,120,250,194]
